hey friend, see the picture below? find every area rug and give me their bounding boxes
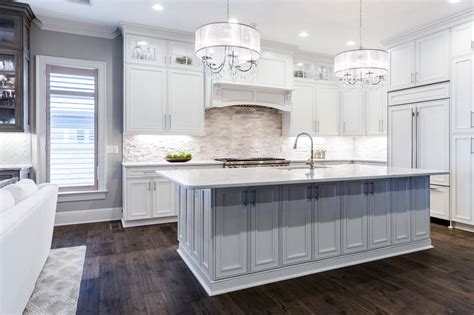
[24,246,86,315]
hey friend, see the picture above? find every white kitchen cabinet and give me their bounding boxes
[281,185,312,265]
[389,41,415,91]
[416,99,450,186]
[315,82,340,136]
[168,69,204,134]
[366,87,387,135]
[314,183,341,259]
[283,81,316,136]
[125,178,153,220]
[451,135,474,225]
[388,30,450,91]
[388,104,414,168]
[151,179,175,218]
[125,64,167,133]
[342,181,369,254]
[415,30,450,86]
[255,51,293,88]
[451,54,473,132]
[430,185,450,220]
[451,21,473,58]
[249,186,280,272]
[341,89,364,136]
[215,188,248,279]
[388,99,449,186]
[368,180,392,249]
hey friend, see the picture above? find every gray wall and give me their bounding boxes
[30,24,123,212]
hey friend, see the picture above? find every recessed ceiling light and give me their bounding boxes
[152,4,164,11]
[228,18,238,23]
[296,62,303,67]
[448,0,461,3]
[346,40,356,46]
[299,32,309,38]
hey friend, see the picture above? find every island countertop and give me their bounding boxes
[156,164,448,189]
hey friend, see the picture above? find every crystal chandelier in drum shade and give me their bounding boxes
[334,0,389,89]
[195,0,261,77]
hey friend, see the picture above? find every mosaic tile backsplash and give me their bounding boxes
[124,107,387,162]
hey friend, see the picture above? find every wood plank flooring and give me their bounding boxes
[51,223,474,314]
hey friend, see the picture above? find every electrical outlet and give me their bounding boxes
[107,145,119,154]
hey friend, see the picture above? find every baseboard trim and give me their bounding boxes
[121,216,177,228]
[55,207,122,226]
[452,222,474,233]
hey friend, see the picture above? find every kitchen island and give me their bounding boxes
[156,164,447,296]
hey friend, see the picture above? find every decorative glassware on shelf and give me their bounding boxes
[0,53,16,125]
[293,61,316,79]
[175,56,193,65]
[132,41,157,61]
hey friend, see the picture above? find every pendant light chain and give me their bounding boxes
[359,0,363,49]
[227,0,230,21]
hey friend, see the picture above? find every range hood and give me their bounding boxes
[207,81,293,112]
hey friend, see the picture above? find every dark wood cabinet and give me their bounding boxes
[0,2,34,132]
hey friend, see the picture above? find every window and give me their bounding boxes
[46,65,98,190]
[36,55,107,201]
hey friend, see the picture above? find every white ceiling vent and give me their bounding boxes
[67,0,92,5]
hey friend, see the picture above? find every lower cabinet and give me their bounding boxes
[203,177,431,281]
[429,185,450,220]
[124,177,175,221]
[215,188,249,279]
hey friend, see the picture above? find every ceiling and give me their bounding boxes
[21,0,473,55]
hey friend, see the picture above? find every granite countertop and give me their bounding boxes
[0,164,32,171]
[156,164,448,189]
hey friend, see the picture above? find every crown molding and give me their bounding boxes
[119,22,195,43]
[382,8,474,48]
[34,15,120,39]
[294,49,334,64]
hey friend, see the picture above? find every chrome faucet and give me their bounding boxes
[293,132,315,169]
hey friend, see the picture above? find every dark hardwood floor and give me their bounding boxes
[51,223,474,314]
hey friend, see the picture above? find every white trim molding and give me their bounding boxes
[55,207,122,226]
[34,16,120,39]
[382,8,474,48]
[35,55,108,201]
[58,190,108,203]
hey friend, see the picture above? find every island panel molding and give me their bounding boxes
[157,165,445,296]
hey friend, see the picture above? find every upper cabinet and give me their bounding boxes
[451,21,473,58]
[366,87,387,136]
[388,30,450,91]
[451,53,473,132]
[282,81,316,136]
[341,89,364,136]
[122,26,205,135]
[315,82,339,136]
[0,3,34,132]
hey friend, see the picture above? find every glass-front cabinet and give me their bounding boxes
[0,52,19,126]
[0,3,34,132]
[293,61,336,81]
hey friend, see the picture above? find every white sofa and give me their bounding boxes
[0,181,58,315]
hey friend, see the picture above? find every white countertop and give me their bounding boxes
[0,164,32,171]
[122,160,224,167]
[156,164,448,189]
[122,159,387,168]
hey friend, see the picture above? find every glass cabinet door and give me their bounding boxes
[169,41,201,70]
[0,15,21,48]
[318,64,335,81]
[0,53,18,126]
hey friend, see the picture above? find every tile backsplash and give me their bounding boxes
[0,132,31,165]
[124,106,387,162]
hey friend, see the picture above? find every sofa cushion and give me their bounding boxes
[3,179,38,204]
[0,189,15,213]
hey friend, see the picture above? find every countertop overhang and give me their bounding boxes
[156,164,448,189]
